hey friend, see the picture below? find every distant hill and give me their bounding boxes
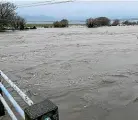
[22,15,56,22]
[22,15,87,24]
[22,15,138,24]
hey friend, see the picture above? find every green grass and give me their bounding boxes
[26,23,86,28]
[26,24,53,28]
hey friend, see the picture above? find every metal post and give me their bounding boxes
[0,82,25,120]
[0,88,5,116]
[0,94,18,120]
[0,70,34,106]
[0,72,5,117]
[0,71,2,82]
[24,99,59,120]
[0,73,1,82]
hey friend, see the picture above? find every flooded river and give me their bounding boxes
[1,26,138,120]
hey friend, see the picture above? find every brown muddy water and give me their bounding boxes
[1,26,138,120]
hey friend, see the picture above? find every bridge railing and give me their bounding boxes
[0,70,59,120]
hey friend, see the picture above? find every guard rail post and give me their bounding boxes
[0,72,5,117]
[0,70,59,120]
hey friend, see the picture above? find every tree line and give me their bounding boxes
[1,2,138,30]
[86,17,138,28]
[53,17,138,28]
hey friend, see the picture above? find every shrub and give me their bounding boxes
[44,25,49,28]
[131,22,137,26]
[60,19,69,27]
[44,25,53,28]
[86,18,95,28]
[24,27,29,30]
[30,26,37,29]
[53,19,69,28]
[122,21,137,26]
[53,21,61,28]
[94,17,110,26]
[86,17,110,28]
[122,21,131,25]
[112,19,120,26]
[12,16,26,30]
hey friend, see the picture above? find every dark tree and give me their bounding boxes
[0,2,26,30]
[112,19,120,26]
[0,2,16,29]
[12,16,26,30]
[86,17,110,28]
[86,18,95,28]
[94,17,110,26]
[60,19,69,27]
[53,21,61,28]
[122,21,130,25]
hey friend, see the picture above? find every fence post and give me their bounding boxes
[0,72,2,82]
[0,72,5,116]
[24,99,59,120]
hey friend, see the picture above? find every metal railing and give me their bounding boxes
[0,70,59,120]
[0,70,34,120]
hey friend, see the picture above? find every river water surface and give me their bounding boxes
[1,26,138,120]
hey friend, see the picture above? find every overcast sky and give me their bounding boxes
[4,0,138,19]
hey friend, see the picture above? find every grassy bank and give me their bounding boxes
[26,23,86,28]
[26,24,53,28]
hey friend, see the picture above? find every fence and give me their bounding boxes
[0,70,59,120]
